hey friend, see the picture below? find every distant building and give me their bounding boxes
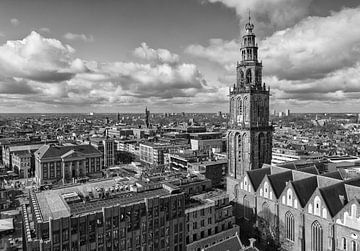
[34,144,103,185]
[188,159,228,188]
[271,147,324,165]
[23,179,186,251]
[88,137,115,168]
[185,190,239,251]
[140,142,185,166]
[11,150,32,178]
[107,127,133,138]
[190,132,223,153]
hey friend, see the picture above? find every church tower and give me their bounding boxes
[227,16,272,183]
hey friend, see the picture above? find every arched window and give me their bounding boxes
[352,204,357,217]
[243,97,248,122]
[240,70,244,84]
[237,98,243,125]
[314,196,321,216]
[308,203,313,214]
[287,189,293,207]
[246,69,252,84]
[243,195,251,220]
[351,240,357,251]
[264,181,269,198]
[244,176,248,191]
[311,221,323,251]
[258,133,265,169]
[285,211,295,241]
[233,184,239,200]
[342,237,347,250]
[262,202,271,223]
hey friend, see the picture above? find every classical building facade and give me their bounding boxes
[227,18,272,203]
[34,144,103,185]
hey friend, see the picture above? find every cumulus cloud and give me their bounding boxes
[261,7,360,80]
[10,18,20,26]
[63,33,94,42]
[186,6,360,108]
[133,42,180,65]
[205,0,313,36]
[0,31,82,83]
[0,33,211,111]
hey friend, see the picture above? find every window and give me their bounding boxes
[314,196,321,216]
[287,189,293,207]
[352,240,357,251]
[246,69,252,84]
[285,211,295,242]
[352,204,357,217]
[311,221,323,251]
[262,202,271,223]
[243,195,251,220]
[341,237,347,250]
[264,182,269,198]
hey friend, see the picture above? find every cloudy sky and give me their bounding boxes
[0,0,359,113]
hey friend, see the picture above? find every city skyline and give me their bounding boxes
[0,0,359,113]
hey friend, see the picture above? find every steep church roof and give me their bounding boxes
[247,167,271,191]
[292,176,318,207]
[268,171,293,198]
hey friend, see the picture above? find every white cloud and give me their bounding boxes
[0,33,212,111]
[0,31,80,83]
[10,18,19,26]
[261,7,360,80]
[133,42,180,65]
[205,0,313,36]
[186,6,360,108]
[63,33,94,43]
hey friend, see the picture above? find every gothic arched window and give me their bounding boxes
[314,196,321,216]
[287,189,293,207]
[311,221,323,251]
[285,211,295,241]
[246,69,252,84]
[243,195,251,220]
[351,240,357,251]
[240,70,244,84]
[262,202,271,223]
[237,98,243,125]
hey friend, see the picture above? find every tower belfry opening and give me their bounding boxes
[227,17,273,181]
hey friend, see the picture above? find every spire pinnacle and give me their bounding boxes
[245,10,254,33]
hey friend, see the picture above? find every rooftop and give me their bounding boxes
[34,178,171,221]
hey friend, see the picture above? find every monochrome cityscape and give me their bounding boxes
[1,1,360,251]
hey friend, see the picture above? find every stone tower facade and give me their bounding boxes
[227,17,273,195]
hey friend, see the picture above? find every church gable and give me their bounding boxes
[280,183,300,209]
[335,198,360,231]
[258,176,275,201]
[305,189,330,220]
[240,173,254,193]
